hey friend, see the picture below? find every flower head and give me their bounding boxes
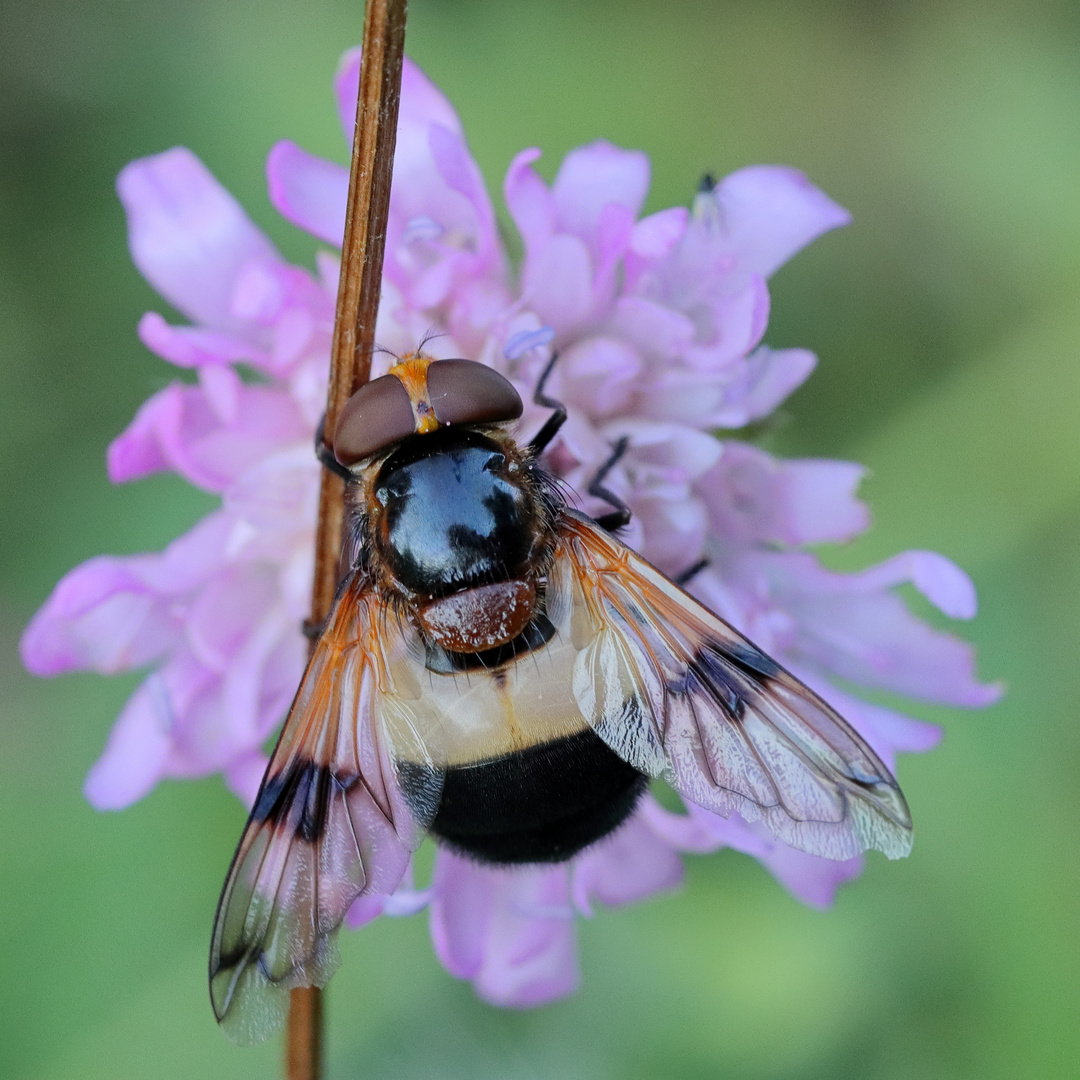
[22,49,999,1008]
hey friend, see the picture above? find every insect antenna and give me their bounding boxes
[416,326,449,353]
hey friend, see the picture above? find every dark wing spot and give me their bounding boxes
[252,761,336,844]
[714,641,782,680]
[686,650,749,722]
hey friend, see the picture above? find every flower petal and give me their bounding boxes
[225,750,270,807]
[20,557,178,676]
[429,851,579,1007]
[714,346,817,428]
[266,141,348,247]
[754,552,1002,706]
[84,674,174,809]
[700,443,870,548]
[335,50,462,145]
[107,382,307,492]
[641,800,862,909]
[524,234,593,333]
[137,312,265,369]
[607,296,696,361]
[428,124,500,269]
[504,148,554,259]
[571,804,684,914]
[713,165,851,278]
[552,141,650,254]
[852,550,979,620]
[20,513,231,676]
[560,336,641,417]
[630,206,688,261]
[117,147,280,333]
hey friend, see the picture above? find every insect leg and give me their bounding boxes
[675,559,709,587]
[589,436,632,532]
[314,415,353,481]
[529,353,568,455]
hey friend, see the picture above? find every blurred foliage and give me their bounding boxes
[1,0,1078,1077]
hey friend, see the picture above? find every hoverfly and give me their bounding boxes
[210,352,912,1043]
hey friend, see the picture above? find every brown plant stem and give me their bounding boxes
[289,1,408,1078]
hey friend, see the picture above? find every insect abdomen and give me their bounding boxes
[408,729,648,865]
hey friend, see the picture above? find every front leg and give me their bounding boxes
[589,436,632,533]
[529,352,568,456]
[314,415,353,481]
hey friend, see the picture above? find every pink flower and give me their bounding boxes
[22,49,999,1008]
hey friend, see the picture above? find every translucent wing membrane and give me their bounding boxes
[210,507,912,1043]
[554,511,913,861]
[209,574,441,1046]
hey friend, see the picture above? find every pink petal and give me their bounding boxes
[19,513,229,678]
[625,207,690,293]
[197,363,242,423]
[593,201,636,298]
[713,346,817,428]
[225,750,270,807]
[335,53,502,311]
[633,491,708,575]
[185,564,279,672]
[335,51,462,146]
[804,676,942,773]
[641,800,862,909]
[853,551,978,620]
[84,674,173,809]
[560,336,641,417]
[571,807,684,914]
[756,552,1002,707]
[162,656,263,778]
[266,141,348,247]
[524,234,593,333]
[20,557,178,676]
[606,419,722,479]
[551,141,650,253]
[700,443,870,548]
[222,446,319,559]
[504,148,554,258]
[429,850,497,979]
[777,459,870,545]
[215,607,302,754]
[682,276,771,370]
[137,312,264,369]
[630,207,689,261]
[713,165,851,278]
[107,381,307,492]
[345,894,387,930]
[429,851,580,1008]
[635,368,729,427]
[607,296,696,360]
[428,124,499,267]
[750,837,864,909]
[117,147,280,332]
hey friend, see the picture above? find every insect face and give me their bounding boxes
[332,354,523,467]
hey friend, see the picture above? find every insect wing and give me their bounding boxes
[209,574,442,1045]
[553,511,913,862]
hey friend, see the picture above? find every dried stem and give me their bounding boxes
[289,1,408,1077]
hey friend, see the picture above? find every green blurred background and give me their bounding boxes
[2,0,1077,1076]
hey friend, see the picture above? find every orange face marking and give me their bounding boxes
[388,353,439,435]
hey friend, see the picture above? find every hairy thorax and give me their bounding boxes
[348,426,557,654]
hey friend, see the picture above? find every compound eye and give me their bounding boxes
[427,359,523,427]
[333,374,416,466]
